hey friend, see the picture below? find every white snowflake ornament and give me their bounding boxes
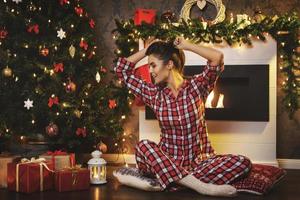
[57,28,66,39]
[24,98,33,110]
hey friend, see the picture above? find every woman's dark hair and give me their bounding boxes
[145,41,185,74]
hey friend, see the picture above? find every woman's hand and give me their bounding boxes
[173,36,190,50]
[145,37,160,49]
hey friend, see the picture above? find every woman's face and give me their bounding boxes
[148,54,171,85]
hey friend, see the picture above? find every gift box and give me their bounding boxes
[7,158,54,193]
[134,9,156,25]
[55,167,90,192]
[39,150,75,171]
[0,154,20,188]
[134,63,152,106]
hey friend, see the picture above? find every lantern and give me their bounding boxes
[88,150,107,184]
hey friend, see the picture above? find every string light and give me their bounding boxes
[121,115,126,119]
[31,120,35,124]
[230,12,234,23]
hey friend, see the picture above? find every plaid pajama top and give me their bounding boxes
[114,57,224,172]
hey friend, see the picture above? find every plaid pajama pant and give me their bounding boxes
[135,139,252,191]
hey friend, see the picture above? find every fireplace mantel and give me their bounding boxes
[138,34,278,166]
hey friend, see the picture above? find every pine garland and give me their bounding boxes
[113,12,300,119]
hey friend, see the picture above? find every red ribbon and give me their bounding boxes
[79,40,88,50]
[76,127,87,138]
[59,0,68,6]
[108,99,117,109]
[46,150,67,156]
[27,24,39,34]
[48,96,59,108]
[89,19,95,29]
[53,62,64,73]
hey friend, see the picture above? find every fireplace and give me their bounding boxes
[145,64,269,121]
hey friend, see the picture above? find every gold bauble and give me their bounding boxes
[2,66,12,77]
[66,81,76,92]
[98,141,108,153]
[74,109,82,118]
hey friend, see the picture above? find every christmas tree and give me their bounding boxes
[0,0,133,153]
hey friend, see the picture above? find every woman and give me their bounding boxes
[114,37,252,197]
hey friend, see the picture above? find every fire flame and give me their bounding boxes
[205,91,224,108]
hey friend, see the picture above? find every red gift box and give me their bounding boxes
[134,63,152,106]
[134,9,156,25]
[7,158,54,193]
[55,168,90,192]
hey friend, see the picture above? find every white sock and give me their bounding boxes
[177,174,237,197]
[113,169,162,192]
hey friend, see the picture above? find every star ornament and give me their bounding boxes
[57,28,66,40]
[24,98,33,110]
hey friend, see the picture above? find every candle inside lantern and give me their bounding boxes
[88,150,107,184]
[92,166,99,179]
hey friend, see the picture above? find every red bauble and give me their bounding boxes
[40,48,49,56]
[0,29,8,39]
[46,122,59,137]
[75,7,84,16]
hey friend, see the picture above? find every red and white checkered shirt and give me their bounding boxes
[114,57,224,171]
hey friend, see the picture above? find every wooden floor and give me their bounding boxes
[1,166,299,200]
